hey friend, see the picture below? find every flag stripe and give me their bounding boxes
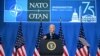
[21,47,25,56]
[81,48,86,56]
[0,50,3,56]
[17,51,20,56]
[76,49,81,56]
[34,48,40,56]
[83,46,88,56]
[22,46,26,56]
[63,46,68,56]
[97,52,100,56]
[33,52,36,56]
[64,46,68,54]
[18,48,22,56]
[79,49,84,56]
[76,46,89,56]
[76,52,78,56]
[0,45,5,56]
[12,48,16,56]
[97,48,100,56]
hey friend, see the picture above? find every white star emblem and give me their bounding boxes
[10,5,21,17]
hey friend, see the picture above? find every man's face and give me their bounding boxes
[49,25,55,33]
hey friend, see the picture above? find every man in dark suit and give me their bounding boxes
[43,24,59,39]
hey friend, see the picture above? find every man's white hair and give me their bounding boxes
[49,24,55,28]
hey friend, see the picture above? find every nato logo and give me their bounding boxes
[4,0,50,22]
[4,4,23,22]
[10,5,22,17]
[4,0,27,22]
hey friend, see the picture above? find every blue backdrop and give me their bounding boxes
[0,0,100,56]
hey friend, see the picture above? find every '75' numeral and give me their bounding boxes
[82,2,94,16]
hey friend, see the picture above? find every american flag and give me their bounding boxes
[96,39,100,56]
[33,22,43,56]
[0,37,5,56]
[75,23,89,56]
[58,21,69,56]
[12,23,27,56]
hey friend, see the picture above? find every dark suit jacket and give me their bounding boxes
[44,33,59,39]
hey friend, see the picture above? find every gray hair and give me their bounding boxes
[49,24,55,28]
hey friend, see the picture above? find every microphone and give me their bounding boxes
[50,33,53,39]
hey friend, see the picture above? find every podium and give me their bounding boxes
[40,39,63,56]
